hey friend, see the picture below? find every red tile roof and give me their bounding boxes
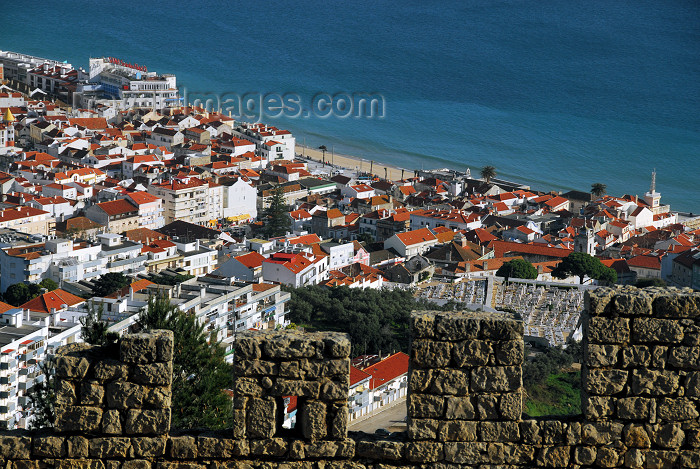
[235,251,266,269]
[20,289,84,314]
[96,199,138,216]
[361,352,409,390]
[396,227,437,246]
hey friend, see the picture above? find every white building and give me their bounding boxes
[222,178,257,223]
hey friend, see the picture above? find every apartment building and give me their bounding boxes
[148,177,223,225]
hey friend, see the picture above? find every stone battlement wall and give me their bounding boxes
[0,287,698,468]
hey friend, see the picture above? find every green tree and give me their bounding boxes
[3,282,41,306]
[80,300,118,346]
[137,295,233,430]
[27,360,55,429]
[591,182,607,198]
[39,278,59,291]
[551,252,617,285]
[318,145,328,164]
[481,165,496,184]
[262,187,291,239]
[92,272,131,298]
[496,259,538,282]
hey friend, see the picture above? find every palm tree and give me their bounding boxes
[591,182,607,198]
[318,145,327,164]
[481,165,496,184]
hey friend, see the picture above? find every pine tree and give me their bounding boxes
[262,187,291,238]
[27,360,55,429]
[137,294,233,429]
[80,300,119,346]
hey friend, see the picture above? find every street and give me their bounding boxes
[348,397,407,434]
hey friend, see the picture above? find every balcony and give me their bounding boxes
[107,254,148,269]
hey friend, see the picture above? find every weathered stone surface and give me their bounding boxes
[330,403,349,439]
[247,398,276,439]
[584,368,628,395]
[232,409,246,439]
[582,422,624,445]
[409,368,433,392]
[406,442,443,462]
[155,330,174,362]
[105,381,146,409]
[657,398,699,422]
[408,394,444,418]
[80,381,105,406]
[438,420,477,441]
[121,461,151,469]
[652,345,669,368]
[687,371,700,397]
[620,345,651,368]
[654,423,685,449]
[444,396,474,420]
[624,424,651,448]
[573,446,597,465]
[279,361,301,378]
[93,359,129,381]
[480,421,519,442]
[645,450,679,469]
[586,287,614,316]
[624,448,645,468]
[631,369,679,395]
[131,437,167,457]
[236,359,279,376]
[301,400,327,441]
[323,333,351,358]
[66,436,89,458]
[588,317,630,344]
[55,406,103,433]
[408,418,439,440]
[321,379,347,400]
[412,339,452,368]
[596,447,622,468]
[435,313,480,340]
[196,436,241,458]
[444,442,487,464]
[101,409,122,435]
[471,366,521,392]
[88,438,131,458]
[33,436,65,458]
[412,312,436,338]
[586,344,619,367]
[536,446,570,468]
[271,379,321,398]
[616,397,652,420]
[355,441,404,460]
[679,450,700,469]
[0,436,32,459]
[633,317,684,343]
[614,290,653,316]
[429,369,469,395]
[476,394,499,420]
[145,386,172,408]
[654,292,700,318]
[54,355,90,379]
[452,340,491,367]
[494,340,524,365]
[540,420,567,445]
[480,315,523,340]
[169,436,197,459]
[121,333,159,364]
[235,336,261,359]
[124,409,171,435]
[584,395,614,420]
[520,420,541,445]
[249,438,288,457]
[55,380,77,406]
[668,346,700,369]
[132,362,172,386]
[263,335,321,358]
[55,460,106,469]
[498,392,522,420]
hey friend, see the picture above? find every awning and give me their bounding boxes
[227,213,251,222]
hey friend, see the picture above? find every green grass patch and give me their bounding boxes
[524,370,581,417]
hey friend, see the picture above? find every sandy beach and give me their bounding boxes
[296,145,411,181]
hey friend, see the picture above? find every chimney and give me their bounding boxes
[483,260,488,271]
[200,286,206,298]
[24,308,30,322]
[129,287,134,301]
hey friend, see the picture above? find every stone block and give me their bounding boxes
[101,409,122,434]
[520,420,541,445]
[494,340,524,365]
[32,436,65,458]
[323,333,351,357]
[55,406,103,433]
[65,436,89,458]
[587,316,630,344]
[583,395,614,420]
[429,369,469,395]
[620,345,651,368]
[536,446,571,468]
[54,355,90,379]
[541,420,566,445]
[471,366,521,392]
[55,379,77,406]
[132,362,173,386]
[55,461,106,469]
[121,461,151,469]
[585,344,619,367]
[304,441,341,458]
[614,289,653,316]
[480,421,519,442]
[263,335,322,358]
[301,400,327,440]
[408,368,433,393]
[80,381,105,406]
[668,346,700,369]
[232,409,246,439]
[480,315,523,340]
[586,287,614,316]
[686,371,700,397]
[155,330,174,362]
[631,369,679,396]
[330,403,349,439]
[408,418,439,440]
[131,437,167,457]
[106,381,147,409]
[444,442,486,464]
[632,317,684,343]
[653,291,700,318]
[321,379,347,400]
[652,345,669,368]
[444,396,475,419]
[406,442,443,462]
[616,397,653,420]
[438,420,477,441]
[323,358,350,378]
[624,448,645,468]
[408,393,444,418]
[355,441,405,460]
[249,438,288,457]
[582,422,623,445]
[435,313,480,340]
[88,438,131,458]
[235,335,261,359]
[596,447,622,468]
[279,361,301,378]
[121,333,158,364]
[145,386,172,408]
[412,339,452,368]
[124,409,171,435]
[679,450,700,469]
[271,379,321,398]
[573,446,597,466]
[476,394,499,420]
[411,312,436,338]
[645,450,679,469]
[654,423,685,449]
[0,436,32,459]
[233,377,263,396]
[657,398,699,422]
[453,340,491,367]
[499,392,522,420]
[246,397,276,439]
[623,424,651,448]
[169,436,197,459]
[93,359,129,381]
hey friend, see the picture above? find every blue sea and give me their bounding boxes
[2,0,699,211]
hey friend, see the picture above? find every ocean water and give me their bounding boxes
[2,0,699,211]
